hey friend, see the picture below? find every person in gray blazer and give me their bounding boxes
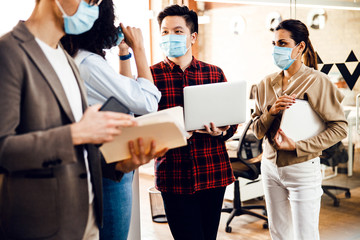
[0,0,161,239]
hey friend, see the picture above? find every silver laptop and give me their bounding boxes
[183,81,247,131]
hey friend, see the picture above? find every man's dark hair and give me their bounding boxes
[157,5,198,34]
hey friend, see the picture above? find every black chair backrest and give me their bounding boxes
[232,119,263,180]
[237,119,263,161]
[320,141,348,167]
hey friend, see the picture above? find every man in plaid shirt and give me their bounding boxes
[150,5,238,240]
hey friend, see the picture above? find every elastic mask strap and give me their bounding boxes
[185,33,196,53]
[292,43,301,60]
[55,0,68,17]
[55,0,101,17]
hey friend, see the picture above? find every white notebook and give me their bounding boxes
[280,99,326,142]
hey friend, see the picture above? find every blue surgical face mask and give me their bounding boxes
[159,34,191,58]
[55,0,101,35]
[272,44,300,70]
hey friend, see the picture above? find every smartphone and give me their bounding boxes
[115,26,125,45]
[100,96,130,114]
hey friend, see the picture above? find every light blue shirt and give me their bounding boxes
[74,50,161,115]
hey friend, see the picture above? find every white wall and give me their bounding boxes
[200,5,360,102]
[0,0,151,79]
[0,0,35,36]
[106,0,151,78]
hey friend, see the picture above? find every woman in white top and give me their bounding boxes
[61,0,163,239]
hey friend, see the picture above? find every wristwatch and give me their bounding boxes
[119,52,132,60]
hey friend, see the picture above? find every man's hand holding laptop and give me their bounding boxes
[194,122,230,137]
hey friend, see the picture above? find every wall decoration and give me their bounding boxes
[317,50,360,90]
[266,12,282,32]
[307,8,326,30]
[230,16,246,35]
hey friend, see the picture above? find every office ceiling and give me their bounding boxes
[195,0,360,10]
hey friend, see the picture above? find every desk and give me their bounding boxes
[228,122,246,140]
[128,170,141,240]
[344,106,356,177]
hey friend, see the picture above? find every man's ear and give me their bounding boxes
[190,32,198,45]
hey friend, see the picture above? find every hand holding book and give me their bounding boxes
[99,100,187,163]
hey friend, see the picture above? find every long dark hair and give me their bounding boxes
[276,19,318,70]
[61,0,118,58]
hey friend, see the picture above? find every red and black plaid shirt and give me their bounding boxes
[150,57,236,194]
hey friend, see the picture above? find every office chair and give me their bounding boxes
[320,141,351,207]
[222,119,268,233]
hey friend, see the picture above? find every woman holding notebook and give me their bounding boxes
[252,19,347,240]
[61,1,165,239]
